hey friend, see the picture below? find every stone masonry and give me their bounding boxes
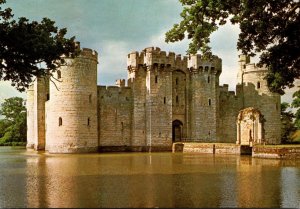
[26,44,281,153]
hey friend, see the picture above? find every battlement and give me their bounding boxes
[116,79,126,87]
[242,63,267,73]
[187,54,222,74]
[98,85,132,101]
[219,84,236,97]
[127,47,187,70]
[79,48,98,62]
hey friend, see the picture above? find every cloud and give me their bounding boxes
[0,81,26,105]
[97,40,129,86]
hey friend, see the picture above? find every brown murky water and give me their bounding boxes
[0,147,299,208]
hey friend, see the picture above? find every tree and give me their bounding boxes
[0,97,26,144]
[291,90,300,129]
[280,102,296,143]
[165,0,300,94]
[0,0,79,92]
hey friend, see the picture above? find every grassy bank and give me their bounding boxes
[0,142,26,146]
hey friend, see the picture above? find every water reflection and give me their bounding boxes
[0,147,299,208]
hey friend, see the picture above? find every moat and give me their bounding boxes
[0,147,299,208]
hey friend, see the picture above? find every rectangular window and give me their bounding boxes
[208,99,211,106]
[155,75,158,83]
[164,97,166,104]
[176,96,179,104]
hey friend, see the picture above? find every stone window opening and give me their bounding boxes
[176,78,179,85]
[176,95,179,104]
[89,94,92,103]
[257,82,261,89]
[164,97,166,104]
[57,70,61,79]
[205,66,209,71]
[155,75,158,83]
[87,117,90,126]
[208,99,211,106]
[59,117,62,126]
[243,65,246,69]
[208,76,210,83]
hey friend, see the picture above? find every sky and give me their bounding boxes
[0,0,296,104]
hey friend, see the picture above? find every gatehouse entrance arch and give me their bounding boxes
[172,120,183,142]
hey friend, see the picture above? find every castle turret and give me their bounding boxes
[188,54,222,141]
[45,45,99,153]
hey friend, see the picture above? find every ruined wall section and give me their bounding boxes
[218,84,243,143]
[187,55,222,141]
[45,47,98,153]
[241,61,281,144]
[98,86,132,147]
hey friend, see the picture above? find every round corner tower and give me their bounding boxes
[45,45,99,153]
[239,54,281,144]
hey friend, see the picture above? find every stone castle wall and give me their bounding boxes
[218,85,243,143]
[241,63,281,144]
[98,86,132,147]
[26,84,35,149]
[26,45,282,153]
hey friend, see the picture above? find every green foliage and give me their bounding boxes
[165,0,300,94]
[280,102,296,144]
[0,97,26,145]
[0,0,79,92]
[291,90,300,129]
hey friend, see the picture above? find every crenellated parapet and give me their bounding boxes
[127,47,187,72]
[80,48,98,62]
[243,63,268,73]
[187,54,222,75]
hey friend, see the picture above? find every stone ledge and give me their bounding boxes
[99,146,172,152]
[172,142,241,155]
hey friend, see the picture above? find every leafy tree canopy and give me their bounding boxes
[291,90,300,129]
[0,0,78,92]
[280,102,296,143]
[165,0,300,94]
[0,97,26,143]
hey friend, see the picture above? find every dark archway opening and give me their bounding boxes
[172,120,183,142]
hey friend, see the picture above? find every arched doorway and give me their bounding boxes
[172,120,183,142]
[236,107,264,146]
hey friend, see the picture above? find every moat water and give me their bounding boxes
[0,147,299,208]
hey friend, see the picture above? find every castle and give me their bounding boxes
[26,44,281,153]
